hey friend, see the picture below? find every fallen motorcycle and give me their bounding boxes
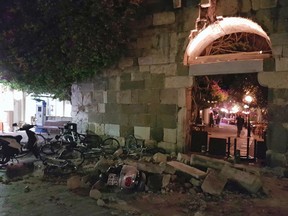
[93,164,146,192]
[0,124,40,165]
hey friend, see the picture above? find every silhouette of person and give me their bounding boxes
[236,114,245,137]
[209,112,214,127]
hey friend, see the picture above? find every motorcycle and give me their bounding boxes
[94,164,146,192]
[0,124,40,165]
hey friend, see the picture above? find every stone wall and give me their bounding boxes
[71,0,288,168]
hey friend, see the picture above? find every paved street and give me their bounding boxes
[206,122,265,159]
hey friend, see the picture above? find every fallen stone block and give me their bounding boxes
[67,175,82,190]
[190,154,232,170]
[167,161,207,179]
[153,152,167,163]
[220,165,263,193]
[162,174,171,188]
[89,188,102,200]
[124,159,166,174]
[201,169,227,195]
[177,152,190,164]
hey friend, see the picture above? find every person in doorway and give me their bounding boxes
[236,114,245,137]
[209,112,214,127]
[215,114,221,127]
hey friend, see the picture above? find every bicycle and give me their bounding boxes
[124,134,166,158]
[39,141,85,175]
[77,134,120,160]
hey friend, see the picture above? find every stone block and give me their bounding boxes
[241,0,252,12]
[138,89,160,104]
[157,114,177,128]
[103,91,108,104]
[67,175,81,190]
[106,91,117,103]
[283,46,288,57]
[276,57,288,71]
[131,72,145,81]
[162,174,171,188]
[177,152,190,164]
[137,36,157,49]
[258,72,288,88]
[150,127,164,142]
[272,46,283,57]
[266,150,287,167]
[139,65,150,72]
[263,58,275,71]
[220,165,263,193]
[260,0,278,9]
[165,76,193,88]
[270,33,288,45]
[88,113,104,123]
[145,73,165,89]
[97,103,105,113]
[121,80,145,90]
[153,152,167,163]
[138,55,170,66]
[148,104,177,115]
[116,90,132,104]
[201,169,227,195]
[104,124,120,137]
[178,88,186,107]
[130,114,155,127]
[160,89,178,104]
[163,128,177,143]
[134,126,150,140]
[94,123,105,136]
[216,0,239,16]
[190,154,232,170]
[167,161,207,179]
[158,141,176,153]
[251,0,261,10]
[124,159,166,174]
[121,104,148,114]
[118,57,134,69]
[153,12,175,26]
[108,76,120,91]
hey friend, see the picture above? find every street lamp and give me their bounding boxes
[244,95,253,137]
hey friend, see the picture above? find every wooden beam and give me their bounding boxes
[187,52,272,65]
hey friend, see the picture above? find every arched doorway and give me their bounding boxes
[183,16,272,155]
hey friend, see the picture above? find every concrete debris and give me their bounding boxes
[177,152,191,164]
[57,150,266,198]
[190,154,232,170]
[67,175,82,190]
[167,161,207,179]
[220,164,263,193]
[89,188,102,200]
[152,152,167,163]
[201,169,227,195]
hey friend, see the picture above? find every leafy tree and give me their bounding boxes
[0,0,143,100]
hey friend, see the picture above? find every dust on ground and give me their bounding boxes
[1,164,288,216]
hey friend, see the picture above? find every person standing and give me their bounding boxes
[236,114,245,137]
[209,112,214,127]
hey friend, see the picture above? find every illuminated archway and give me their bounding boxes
[184,17,272,65]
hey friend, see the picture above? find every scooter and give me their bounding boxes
[0,124,40,165]
[93,164,146,192]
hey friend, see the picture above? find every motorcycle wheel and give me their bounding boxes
[0,151,10,164]
[101,138,120,154]
[58,148,84,167]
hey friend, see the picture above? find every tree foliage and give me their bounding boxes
[0,0,143,100]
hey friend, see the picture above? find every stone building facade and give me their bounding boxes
[71,0,288,169]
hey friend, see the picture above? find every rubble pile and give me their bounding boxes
[60,150,264,211]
